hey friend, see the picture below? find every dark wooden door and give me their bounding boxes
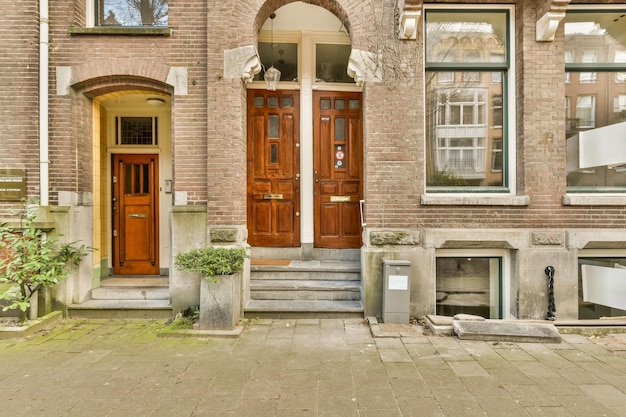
[313,91,363,249]
[247,90,300,247]
[113,154,160,275]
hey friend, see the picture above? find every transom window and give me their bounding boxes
[565,10,626,191]
[424,8,513,191]
[115,116,158,145]
[96,0,168,27]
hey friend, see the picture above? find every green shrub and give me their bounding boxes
[174,246,247,282]
[0,206,93,323]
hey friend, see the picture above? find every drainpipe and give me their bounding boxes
[39,0,49,206]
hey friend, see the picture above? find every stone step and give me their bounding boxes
[245,299,364,319]
[90,286,170,301]
[68,300,172,319]
[453,318,561,343]
[251,260,361,281]
[250,279,361,301]
[250,247,360,262]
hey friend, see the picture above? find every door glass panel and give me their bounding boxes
[124,163,150,195]
[254,96,265,108]
[268,96,279,108]
[335,118,345,141]
[268,115,279,138]
[335,99,345,110]
[282,96,293,107]
[349,99,360,110]
[320,99,331,110]
[270,144,278,164]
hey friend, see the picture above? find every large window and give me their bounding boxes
[578,253,626,319]
[97,0,168,27]
[425,9,512,191]
[436,256,503,319]
[565,10,626,191]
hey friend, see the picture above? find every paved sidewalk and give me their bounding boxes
[1,319,626,416]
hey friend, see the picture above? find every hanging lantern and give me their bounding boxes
[264,13,281,91]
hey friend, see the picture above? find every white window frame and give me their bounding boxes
[576,95,596,128]
[423,4,517,196]
[435,249,511,319]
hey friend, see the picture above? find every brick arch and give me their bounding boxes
[226,0,375,50]
[75,75,173,99]
[71,58,172,92]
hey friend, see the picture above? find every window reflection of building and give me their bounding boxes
[425,10,508,189]
[565,11,626,190]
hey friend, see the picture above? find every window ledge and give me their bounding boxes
[68,26,171,36]
[421,194,530,206]
[563,194,626,206]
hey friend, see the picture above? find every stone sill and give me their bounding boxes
[563,195,626,206]
[68,27,171,36]
[421,194,530,206]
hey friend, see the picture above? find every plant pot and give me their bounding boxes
[199,272,241,329]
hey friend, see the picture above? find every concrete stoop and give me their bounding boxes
[68,276,172,319]
[246,251,364,319]
[424,314,561,343]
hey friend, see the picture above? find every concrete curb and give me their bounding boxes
[158,325,245,338]
[0,310,63,339]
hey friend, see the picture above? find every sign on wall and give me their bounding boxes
[0,169,26,201]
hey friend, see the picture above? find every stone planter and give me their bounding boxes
[199,272,241,329]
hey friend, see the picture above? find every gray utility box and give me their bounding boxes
[382,260,411,324]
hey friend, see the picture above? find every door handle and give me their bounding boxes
[295,173,300,180]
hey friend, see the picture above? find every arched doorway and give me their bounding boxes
[94,92,172,277]
[246,2,363,252]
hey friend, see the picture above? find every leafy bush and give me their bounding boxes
[0,206,93,323]
[174,246,247,282]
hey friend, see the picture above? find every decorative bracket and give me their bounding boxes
[347,49,382,87]
[536,0,571,42]
[397,0,423,40]
[223,45,262,83]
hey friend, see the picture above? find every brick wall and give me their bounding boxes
[0,1,40,213]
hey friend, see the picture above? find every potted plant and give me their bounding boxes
[0,205,93,324]
[174,246,247,329]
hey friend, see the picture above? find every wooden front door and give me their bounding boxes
[313,91,363,249]
[113,154,159,275]
[247,90,300,247]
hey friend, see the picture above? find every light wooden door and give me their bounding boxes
[313,91,363,249]
[113,154,159,275]
[247,90,300,247]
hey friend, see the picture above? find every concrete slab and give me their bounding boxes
[425,314,454,336]
[453,319,561,343]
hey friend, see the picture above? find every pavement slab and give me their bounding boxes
[1,319,626,416]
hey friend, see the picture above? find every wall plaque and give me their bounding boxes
[0,169,26,201]
[330,195,350,202]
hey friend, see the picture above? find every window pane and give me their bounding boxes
[565,12,626,63]
[426,72,503,187]
[579,257,626,319]
[316,44,354,83]
[254,42,298,82]
[565,73,626,190]
[119,117,154,145]
[268,115,279,138]
[436,257,501,319]
[98,0,168,27]
[425,11,508,64]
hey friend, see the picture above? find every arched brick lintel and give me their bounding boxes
[230,0,375,51]
[73,58,171,85]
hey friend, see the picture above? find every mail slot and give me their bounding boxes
[263,194,284,200]
[129,213,147,219]
[330,196,350,202]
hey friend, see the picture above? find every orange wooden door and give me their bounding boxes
[247,90,300,247]
[313,91,363,249]
[113,154,159,275]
